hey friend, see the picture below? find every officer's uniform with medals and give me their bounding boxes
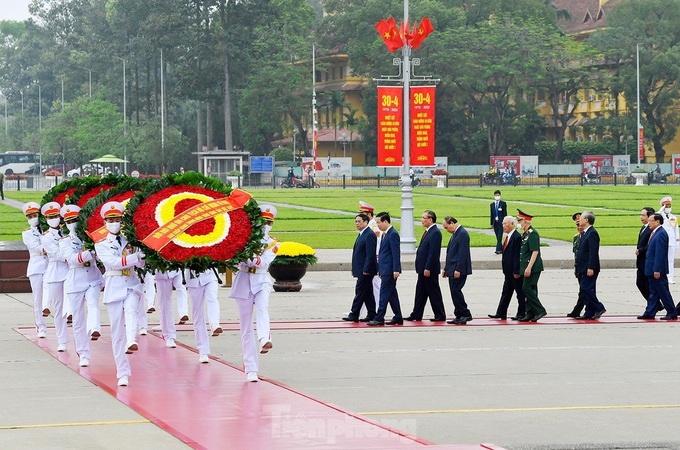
[518,210,547,321]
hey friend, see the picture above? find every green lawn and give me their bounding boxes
[1,185,671,248]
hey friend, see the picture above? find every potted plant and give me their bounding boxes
[432,168,448,188]
[269,241,317,292]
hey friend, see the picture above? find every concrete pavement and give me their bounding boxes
[2,254,680,448]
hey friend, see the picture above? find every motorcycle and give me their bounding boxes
[499,172,520,185]
[582,173,600,184]
[649,171,669,184]
[280,175,320,188]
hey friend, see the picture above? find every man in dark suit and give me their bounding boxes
[442,216,473,324]
[575,211,606,319]
[567,212,585,318]
[367,212,403,326]
[640,213,678,320]
[635,207,656,308]
[405,210,446,322]
[490,190,507,254]
[343,214,377,322]
[489,216,525,320]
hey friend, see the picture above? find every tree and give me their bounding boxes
[594,0,680,162]
[322,90,347,152]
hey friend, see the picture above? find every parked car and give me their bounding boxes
[67,164,104,178]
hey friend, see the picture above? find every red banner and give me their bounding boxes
[410,86,435,166]
[377,86,403,167]
[638,127,645,161]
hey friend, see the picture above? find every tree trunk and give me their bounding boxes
[134,63,140,125]
[145,59,151,121]
[197,101,203,152]
[206,97,213,151]
[223,55,233,151]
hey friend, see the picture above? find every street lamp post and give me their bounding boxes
[636,43,642,165]
[114,56,127,174]
[293,128,297,166]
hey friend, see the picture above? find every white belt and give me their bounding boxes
[70,262,92,269]
[239,267,268,274]
[31,252,46,257]
[105,270,132,277]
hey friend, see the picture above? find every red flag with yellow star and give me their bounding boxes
[409,17,434,50]
[375,17,404,52]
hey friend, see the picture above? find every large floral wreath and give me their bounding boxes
[124,172,265,274]
[78,177,151,248]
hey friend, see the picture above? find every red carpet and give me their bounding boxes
[16,326,502,450]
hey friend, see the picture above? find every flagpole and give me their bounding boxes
[400,0,416,254]
[312,44,318,182]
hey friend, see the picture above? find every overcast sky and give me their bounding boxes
[0,0,32,21]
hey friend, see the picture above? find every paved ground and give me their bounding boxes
[3,247,680,448]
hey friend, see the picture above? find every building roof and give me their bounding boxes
[554,0,623,36]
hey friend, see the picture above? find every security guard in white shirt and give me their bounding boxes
[22,202,49,338]
[94,201,145,387]
[40,201,70,352]
[230,204,280,382]
[59,205,104,367]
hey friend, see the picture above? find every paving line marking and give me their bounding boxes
[0,419,150,430]
[360,404,680,415]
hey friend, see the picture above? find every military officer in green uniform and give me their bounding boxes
[517,209,547,322]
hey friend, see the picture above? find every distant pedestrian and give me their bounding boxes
[0,171,4,200]
[490,190,507,254]
[516,210,547,322]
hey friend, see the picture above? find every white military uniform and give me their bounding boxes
[659,197,679,283]
[185,269,218,360]
[95,230,145,380]
[137,271,154,334]
[40,202,69,349]
[21,202,48,335]
[230,230,279,377]
[60,207,103,361]
[154,270,186,343]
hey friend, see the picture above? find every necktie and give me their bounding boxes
[116,235,122,246]
[503,235,509,252]
[421,228,428,241]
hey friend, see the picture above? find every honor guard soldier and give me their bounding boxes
[40,201,70,352]
[94,201,146,387]
[184,269,219,363]
[22,202,49,338]
[153,270,186,349]
[230,204,280,382]
[59,205,104,367]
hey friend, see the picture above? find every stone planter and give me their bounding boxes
[632,172,646,186]
[269,261,309,292]
[433,175,446,188]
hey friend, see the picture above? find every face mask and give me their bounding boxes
[494,196,500,201]
[665,207,671,214]
[263,225,272,234]
[66,223,78,235]
[28,218,39,227]
[47,218,61,228]
[106,222,121,234]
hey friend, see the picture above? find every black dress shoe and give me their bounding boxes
[488,314,507,320]
[342,316,359,323]
[366,320,384,326]
[592,309,606,319]
[517,316,532,322]
[660,315,678,320]
[404,316,421,321]
[579,315,595,320]
[455,316,472,324]
[566,312,580,318]
[531,311,547,322]
[430,317,446,322]
[511,316,522,320]
[359,317,373,322]
[386,319,404,325]
[637,315,654,320]
[446,319,458,324]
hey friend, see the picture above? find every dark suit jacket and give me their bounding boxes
[576,226,601,274]
[645,227,669,276]
[378,226,401,277]
[352,228,377,277]
[636,224,652,269]
[490,200,507,226]
[501,230,521,276]
[415,225,442,275]
[444,226,472,276]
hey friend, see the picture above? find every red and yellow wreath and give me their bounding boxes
[124,173,264,273]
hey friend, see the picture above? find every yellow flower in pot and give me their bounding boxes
[269,242,317,292]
